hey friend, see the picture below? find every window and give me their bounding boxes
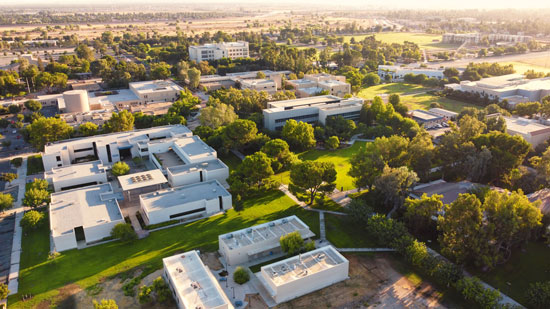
[169,207,206,219]
[56,156,61,161]
[74,147,93,153]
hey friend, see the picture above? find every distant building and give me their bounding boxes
[428,108,458,120]
[442,33,533,44]
[445,74,550,107]
[139,180,231,225]
[409,109,445,128]
[257,245,349,304]
[287,73,350,98]
[44,160,107,192]
[163,250,234,309]
[377,65,445,81]
[503,116,550,147]
[189,41,249,62]
[198,70,290,92]
[240,79,277,94]
[218,216,315,266]
[263,95,363,131]
[49,184,123,252]
[412,180,477,205]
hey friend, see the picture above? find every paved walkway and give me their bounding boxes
[230,149,246,161]
[319,212,326,240]
[329,187,360,206]
[344,134,374,145]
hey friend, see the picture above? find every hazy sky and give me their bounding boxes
[3,0,550,9]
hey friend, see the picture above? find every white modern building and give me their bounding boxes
[442,33,533,44]
[49,183,123,252]
[257,245,349,304]
[163,250,234,309]
[44,160,107,192]
[189,41,249,62]
[503,116,550,147]
[167,159,229,187]
[218,216,315,266]
[263,95,363,131]
[240,79,278,94]
[446,74,550,107]
[118,169,168,201]
[199,70,290,91]
[149,135,219,171]
[377,65,445,81]
[42,125,192,170]
[428,108,458,120]
[287,73,351,98]
[139,180,231,225]
[409,109,446,128]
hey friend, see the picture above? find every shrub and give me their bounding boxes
[10,157,23,167]
[326,136,340,150]
[93,299,118,309]
[526,281,550,309]
[152,277,171,303]
[233,266,250,284]
[280,231,304,255]
[304,240,316,252]
[138,285,152,304]
[23,188,50,208]
[0,193,14,212]
[111,161,130,176]
[110,223,137,242]
[0,282,9,300]
[0,172,17,183]
[20,210,45,230]
[456,277,502,309]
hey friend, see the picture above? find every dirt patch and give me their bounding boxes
[201,251,224,271]
[269,254,448,309]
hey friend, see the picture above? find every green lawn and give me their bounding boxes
[26,155,44,176]
[342,32,458,50]
[218,152,242,172]
[10,190,319,308]
[271,141,367,191]
[325,214,377,248]
[358,83,428,99]
[470,241,550,305]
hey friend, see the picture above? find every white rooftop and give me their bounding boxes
[265,95,344,111]
[44,160,106,181]
[167,159,227,175]
[49,183,122,237]
[219,216,314,251]
[118,169,168,191]
[173,135,217,162]
[163,250,233,309]
[130,80,183,94]
[411,109,443,121]
[504,116,550,135]
[262,245,347,286]
[140,180,230,212]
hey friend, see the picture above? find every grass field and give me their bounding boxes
[358,83,481,113]
[218,152,242,172]
[470,241,550,305]
[271,141,367,192]
[26,155,44,176]
[501,61,550,74]
[325,214,377,248]
[10,190,319,308]
[342,32,458,50]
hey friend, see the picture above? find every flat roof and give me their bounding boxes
[288,79,316,86]
[428,108,458,117]
[219,215,314,251]
[410,110,443,121]
[44,125,192,154]
[173,136,217,161]
[413,180,476,204]
[163,250,232,309]
[266,95,343,110]
[167,159,227,176]
[44,160,105,181]
[504,116,550,136]
[130,80,183,94]
[118,169,168,191]
[50,184,122,237]
[241,79,275,86]
[317,79,349,87]
[262,245,347,287]
[140,180,230,212]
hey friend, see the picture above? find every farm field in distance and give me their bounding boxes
[342,32,460,50]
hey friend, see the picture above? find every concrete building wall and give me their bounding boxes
[84,219,124,243]
[318,105,362,125]
[50,172,107,192]
[141,195,232,225]
[263,107,319,131]
[167,166,229,187]
[52,232,78,252]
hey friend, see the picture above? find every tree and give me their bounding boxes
[374,165,419,213]
[404,194,443,234]
[176,61,189,81]
[20,210,45,230]
[290,161,336,204]
[363,72,380,86]
[531,146,550,185]
[93,299,118,309]
[110,223,137,241]
[111,161,130,177]
[103,110,134,133]
[407,132,434,181]
[199,102,237,129]
[8,104,21,114]
[24,116,73,151]
[28,178,48,191]
[152,277,171,303]
[24,99,42,112]
[456,277,502,309]
[325,115,356,140]
[1,172,18,184]
[326,136,339,150]
[150,62,172,80]
[281,119,316,151]
[222,119,258,150]
[515,101,541,117]
[260,139,297,172]
[138,285,152,304]
[0,282,9,300]
[443,67,459,78]
[0,193,14,212]
[169,90,200,118]
[78,122,99,136]
[280,231,304,255]
[346,198,373,224]
[23,188,50,208]
[526,281,550,309]
[256,71,266,79]
[233,266,250,284]
[187,67,201,89]
[238,152,274,188]
[75,44,95,61]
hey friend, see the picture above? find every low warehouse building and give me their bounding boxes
[504,116,550,147]
[218,216,315,266]
[44,160,107,192]
[49,184,123,252]
[166,159,229,187]
[139,180,231,225]
[163,250,234,309]
[409,109,445,128]
[257,245,349,304]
